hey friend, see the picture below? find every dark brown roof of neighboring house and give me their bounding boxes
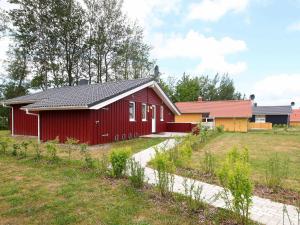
[175,100,252,118]
[252,105,292,115]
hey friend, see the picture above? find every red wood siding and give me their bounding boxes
[13,87,175,145]
[89,87,175,145]
[12,104,38,136]
[40,110,91,144]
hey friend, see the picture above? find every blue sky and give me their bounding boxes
[1,0,300,107]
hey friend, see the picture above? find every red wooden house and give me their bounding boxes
[3,78,184,145]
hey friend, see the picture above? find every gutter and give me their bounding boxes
[20,105,89,111]
[25,109,41,144]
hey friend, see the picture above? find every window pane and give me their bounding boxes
[142,104,147,120]
[129,102,135,120]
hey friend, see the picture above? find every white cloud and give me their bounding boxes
[252,74,300,107]
[287,21,300,31]
[187,0,250,22]
[152,30,247,75]
[122,0,181,27]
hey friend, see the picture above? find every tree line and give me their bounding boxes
[160,73,244,102]
[1,0,154,99]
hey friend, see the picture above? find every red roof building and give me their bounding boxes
[290,109,300,127]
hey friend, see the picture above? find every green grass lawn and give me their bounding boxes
[0,130,166,160]
[176,130,300,203]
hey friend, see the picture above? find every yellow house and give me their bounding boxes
[175,99,252,132]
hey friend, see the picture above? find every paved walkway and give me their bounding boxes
[140,132,188,138]
[132,139,299,225]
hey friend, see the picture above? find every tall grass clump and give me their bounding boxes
[20,141,30,158]
[182,178,205,212]
[218,147,252,225]
[12,143,20,156]
[128,158,145,189]
[152,150,175,197]
[65,138,79,161]
[0,137,10,154]
[33,142,42,160]
[203,150,216,175]
[80,144,94,169]
[46,139,59,163]
[265,153,289,191]
[110,148,131,178]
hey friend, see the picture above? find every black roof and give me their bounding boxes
[252,105,292,115]
[4,78,154,109]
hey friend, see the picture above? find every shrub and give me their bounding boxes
[80,144,94,168]
[128,159,145,188]
[265,153,289,190]
[203,150,216,175]
[183,178,205,212]
[65,138,79,161]
[0,137,9,154]
[19,141,30,158]
[152,150,175,197]
[12,143,20,156]
[110,148,131,178]
[33,142,42,160]
[216,126,224,133]
[218,147,253,225]
[46,139,59,162]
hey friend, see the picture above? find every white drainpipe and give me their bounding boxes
[25,109,40,144]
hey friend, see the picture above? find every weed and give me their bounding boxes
[46,139,59,163]
[128,159,145,189]
[79,144,94,168]
[65,138,79,161]
[19,141,30,158]
[182,178,205,212]
[265,153,289,191]
[12,144,20,157]
[203,150,216,175]
[32,142,42,160]
[0,137,9,154]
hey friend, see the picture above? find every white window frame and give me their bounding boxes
[255,115,266,123]
[142,103,147,122]
[129,101,136,122]
[160,105,164,121]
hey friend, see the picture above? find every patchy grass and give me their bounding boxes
[0,155,203,225]
[176,131,300,204]
[0,130,166,160]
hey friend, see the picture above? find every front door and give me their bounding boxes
[151,105,156,133]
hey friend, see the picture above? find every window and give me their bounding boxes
[142,103,147,121]
[129,102,135,121]
[160,106,164,121]
[255,115,266,123]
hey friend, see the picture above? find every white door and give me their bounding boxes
[152,105,156,133]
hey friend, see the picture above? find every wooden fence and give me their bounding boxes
[249,122,272,130]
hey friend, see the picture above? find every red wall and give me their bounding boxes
[38,87,175,145]
[11,104,38,136]
[40,110,92,143]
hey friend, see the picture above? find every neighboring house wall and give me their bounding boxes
[11,104,38,136]
[215,118,248,132]
[290,121,300,127]
[175,114,202,123]
[38,87,174,145]
[265,115,288,125]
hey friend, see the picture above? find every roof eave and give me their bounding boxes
[21,105,89,111]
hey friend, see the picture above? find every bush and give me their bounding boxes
[80,144,94,168]
[20,141,30,158]
[46,139,59,162]
[33,142,42,160]
[265,153,289,190]
[218,147,253,225]
[12,143,20,156]
[110,148,131,178]
[152,150,175,197]
[128,159,145,188]
[216,126,224,133]
[65,138,79,161]
[0,137,9,154]
[203,150,216,175]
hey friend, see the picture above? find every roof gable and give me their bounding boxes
[175,100,252,118]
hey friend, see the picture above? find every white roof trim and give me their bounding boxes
[89,80,180,115]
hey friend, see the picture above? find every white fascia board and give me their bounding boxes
[89,80,180,115]
[152,83,181,115]
[90,81,155,110]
